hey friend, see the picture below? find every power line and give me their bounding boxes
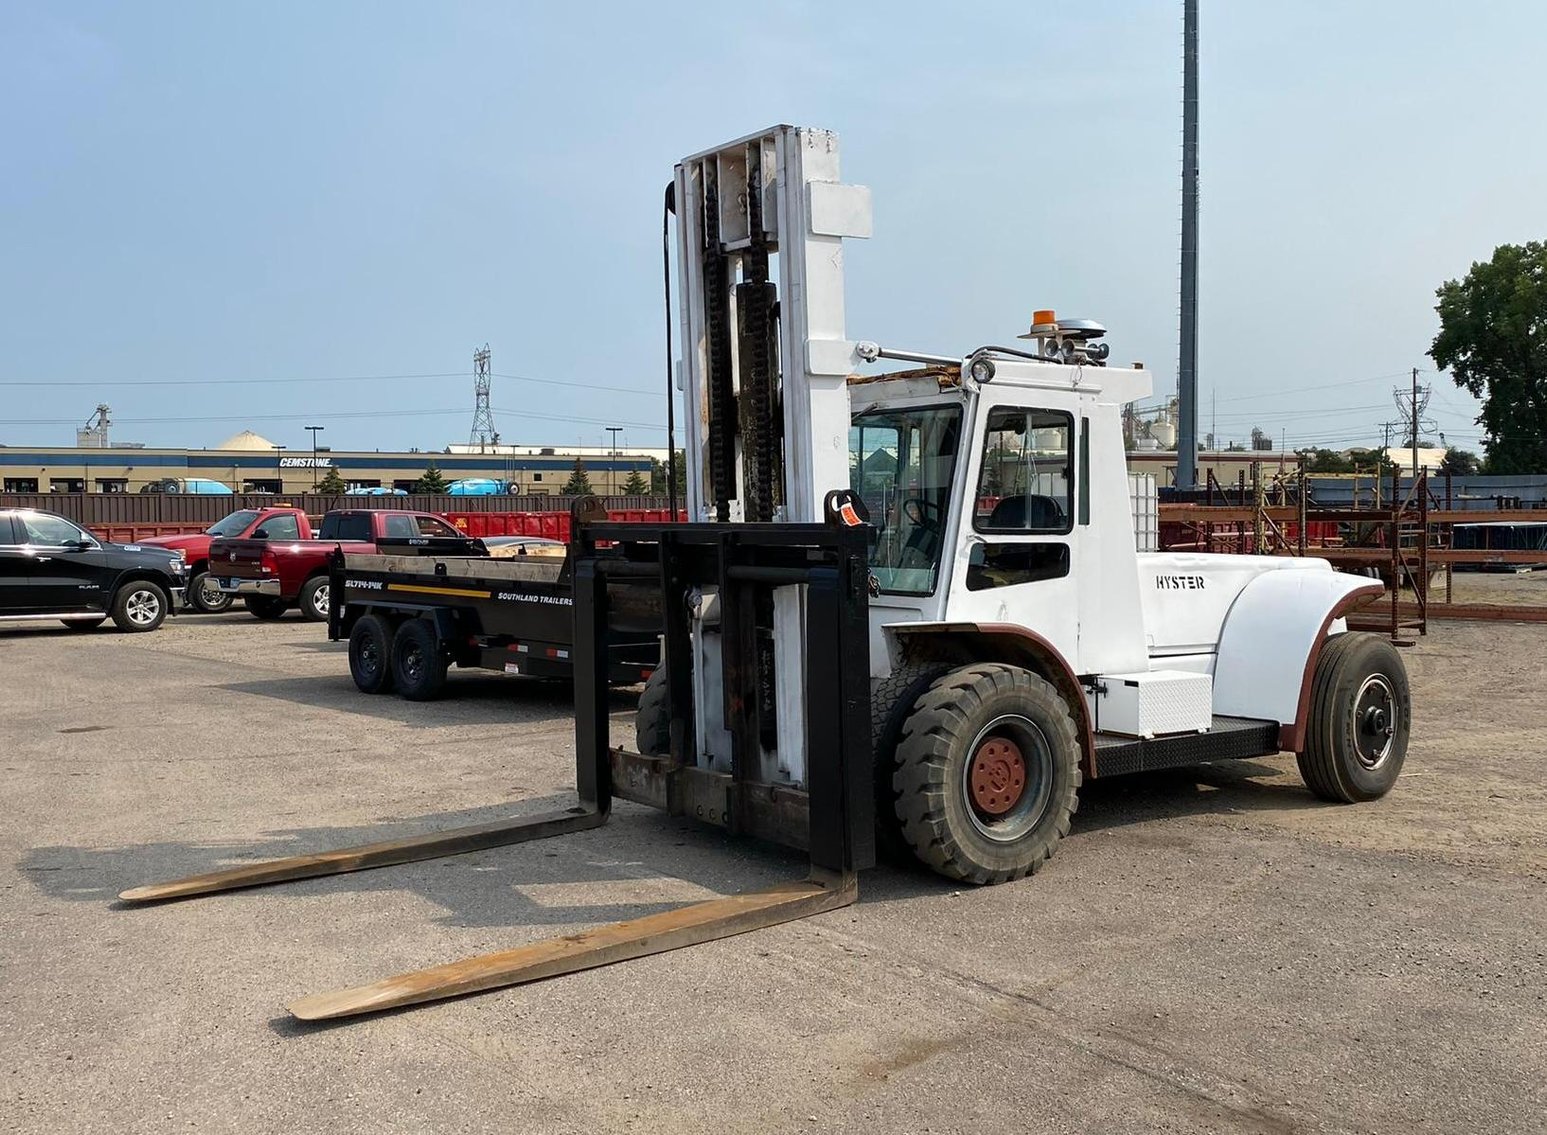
[0,369,661,397]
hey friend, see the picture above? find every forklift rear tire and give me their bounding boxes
[348,614,395,695]
[1297,632,1409,803]
[243,596,288,620]
[392,618,448,701]
[892,663,1081,885]
[635,667,671,754]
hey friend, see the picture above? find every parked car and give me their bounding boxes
[344,487,409,496]
[139,478,234,495]
[210,509,466,621]
[137,506,315,613]
[0,508,186,632]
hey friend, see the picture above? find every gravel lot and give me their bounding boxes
[2,595,1544,1134]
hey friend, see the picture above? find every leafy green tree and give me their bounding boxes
[1431,241,1547,474]
[1294,447,1355,474]
[621,467,649,495]
[649,452,687,497]
[315,467,347,494]
[413,462,449,494]
[1440,448,1481,477]
[562,459,593,496]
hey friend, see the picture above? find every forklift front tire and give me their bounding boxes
[892,663,1081,886]
[635,667,671,755]
[392,618,448,701]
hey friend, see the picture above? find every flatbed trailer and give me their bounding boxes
[328,544,661,698]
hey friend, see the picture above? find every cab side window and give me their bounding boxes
[320,514,372,541]
[20,513,86,546]
[416,516,458,538]
[257,514,301,540]
[383,514,420,539]
[0,516,18,544]
[973,409,1074,535]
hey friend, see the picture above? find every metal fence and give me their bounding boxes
[0,493,681,528]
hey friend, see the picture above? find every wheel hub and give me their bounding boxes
[967,736,1027,817]
[1353,674,1398,769]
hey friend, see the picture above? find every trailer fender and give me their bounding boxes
[889,623,1097,777]
[1212,572,1384,751]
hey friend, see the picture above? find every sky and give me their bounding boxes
[2,1,1543,458]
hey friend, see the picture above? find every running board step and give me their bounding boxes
[118,807,605,903]
[288,872,858,1021]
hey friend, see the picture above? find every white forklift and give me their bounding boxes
[636,123,1409,885]
[120,125,1409,1018]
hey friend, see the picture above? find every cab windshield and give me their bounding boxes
[206,510,260,536]
[849,404,962,595]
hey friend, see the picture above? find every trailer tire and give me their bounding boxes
[1296,631,1409,803]
[893,663,1081,885]
[393,618,448,701]
[349,614,395,695]
[243,596,288,620]
[298,575,330,622]
[871,662,952,862]
[635,666,671,755]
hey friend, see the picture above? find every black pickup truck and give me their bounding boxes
[0,508,187,632]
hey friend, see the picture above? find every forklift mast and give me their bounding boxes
[673,126,872,524]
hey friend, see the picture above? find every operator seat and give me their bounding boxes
[986,494,1065,531]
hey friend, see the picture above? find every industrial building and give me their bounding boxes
[0,429,654,496]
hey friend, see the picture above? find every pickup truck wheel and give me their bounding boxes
[393,619,447,701]
[1297,632,1410,803]
[110,581,169,633]
[349,614,395,695]
[892,664,1081,885]
[188,571,233,614]
[243,596,288,620]
[62,618,106,632]
[299,576,330,622]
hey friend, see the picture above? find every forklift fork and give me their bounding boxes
[117,526,871,1021]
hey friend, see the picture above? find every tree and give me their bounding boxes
[649,452,687,497]
[562,458,593,496]
[1294,447,1355,474]
[1430,241,1547,474]
[621,467,649,495]
[315,467,347,494]
[413,462,449,494]
[1440,448,1481,477]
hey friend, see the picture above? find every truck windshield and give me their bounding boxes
[849,405,962,595]
[206,510,260,536]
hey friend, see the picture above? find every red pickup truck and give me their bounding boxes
[211,509,464,621]
[139,506,314,613]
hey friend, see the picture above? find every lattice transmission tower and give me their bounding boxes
[469,345,498,450]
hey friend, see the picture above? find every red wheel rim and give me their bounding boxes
[968,736,1027,816]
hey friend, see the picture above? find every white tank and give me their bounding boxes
[1149,420,1177,449]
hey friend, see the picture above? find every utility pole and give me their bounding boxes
[606,426,622,494]
[1410,366,1420,481]
[1176,0,1201,489]
[305,425,324,489]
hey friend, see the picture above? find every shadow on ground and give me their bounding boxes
[215,673,642,726]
